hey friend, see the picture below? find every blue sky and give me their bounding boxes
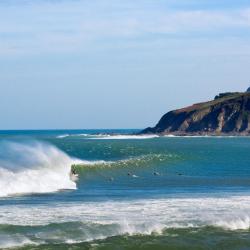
[0,0,250,129]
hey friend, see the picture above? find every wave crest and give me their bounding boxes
[0,141,77,197]
[73,153,177,172]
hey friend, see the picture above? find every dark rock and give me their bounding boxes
[140,92,250,136]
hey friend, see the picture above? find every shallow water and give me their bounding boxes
[0,130,250,249]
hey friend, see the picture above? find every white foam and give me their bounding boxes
[0,234,37,249]
[0,141,80,197]
[60,133,92,138]
[57,134,90,139]
[215,216,250,230]
[56,133,249,139]
[89,134,159,140]
[56,134,70,138]
[2,195,250,231]
[132,174,139,178]
[1,195,250,247]
[75,133,90,137]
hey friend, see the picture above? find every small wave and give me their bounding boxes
[1,223,250,249]
[0,221,165,249]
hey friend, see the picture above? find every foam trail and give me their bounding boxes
[0,141,79,197]
[89,134,159,140]
[56,134,159,140]
[57,134,89,138]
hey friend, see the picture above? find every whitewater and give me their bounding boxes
[0,141,79,197]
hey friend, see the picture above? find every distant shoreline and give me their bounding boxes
[139,132,250,137]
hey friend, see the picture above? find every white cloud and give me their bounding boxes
[0,0,250,55]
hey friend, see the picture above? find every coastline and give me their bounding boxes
[139,132,250,137]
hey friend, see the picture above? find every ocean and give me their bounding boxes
[0,130,250,249]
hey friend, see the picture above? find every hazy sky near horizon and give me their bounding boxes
[0,0,250,129]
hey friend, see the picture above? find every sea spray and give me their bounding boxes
[0,141,78,197]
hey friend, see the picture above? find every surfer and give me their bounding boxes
[72,169,77,175]
[70,165,79,181]
[127,172,139,178]
[109,177,114,182]
[71,166,77,175]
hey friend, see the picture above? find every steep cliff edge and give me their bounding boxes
[141,92,250,136]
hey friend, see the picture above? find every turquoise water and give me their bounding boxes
[1,130,250,249]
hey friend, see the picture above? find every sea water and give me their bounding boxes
[0,130,250,249]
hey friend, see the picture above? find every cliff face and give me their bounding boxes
[141,92,250,136]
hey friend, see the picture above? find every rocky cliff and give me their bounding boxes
[141,92,250,136]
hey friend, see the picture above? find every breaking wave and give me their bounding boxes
[0,141,80,197]
[2,195,250,248]
[2,196,250,230]
[0,140,179,197]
